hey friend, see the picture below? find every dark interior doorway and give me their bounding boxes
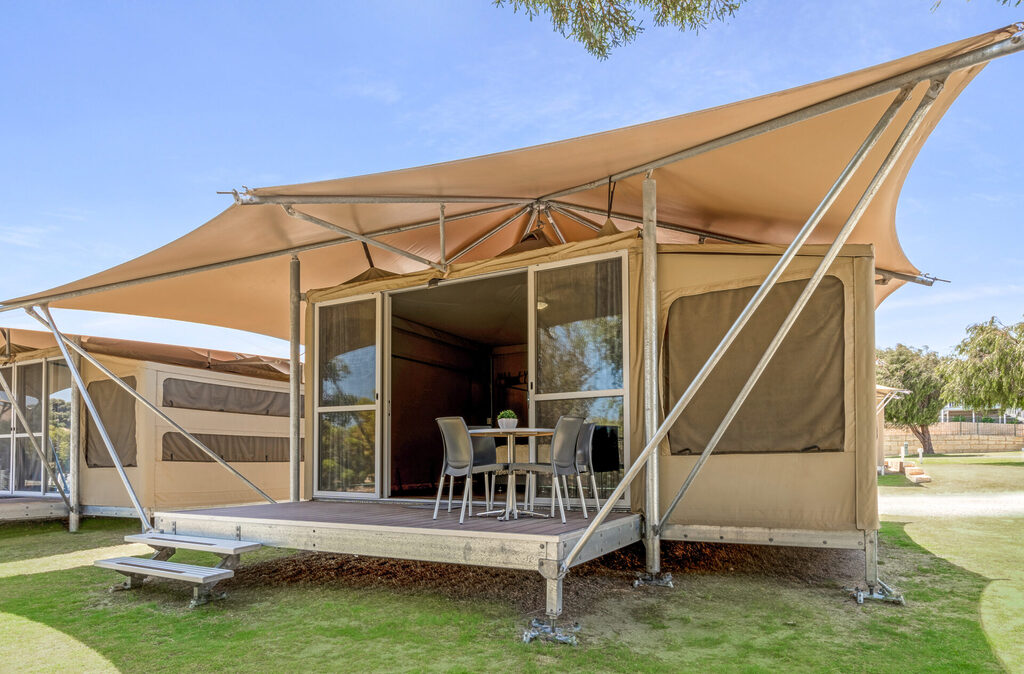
[389,272,527,498]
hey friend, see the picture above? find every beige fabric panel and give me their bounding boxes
[853,256,879,530]
[153,460,292,508]
[303,301,316,499]
[652,248,872,532]
[6,26,1014,339]
[628,247,646,513]
[658,452,858,530]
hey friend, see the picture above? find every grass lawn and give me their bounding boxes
[881,451,1024,495]
[1,511,1018,673]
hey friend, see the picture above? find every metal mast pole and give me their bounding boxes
[69,336,82,532]
[641,172,661,578]
[289,255,302,502]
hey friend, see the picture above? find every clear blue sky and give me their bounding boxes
[0,1,1021,358]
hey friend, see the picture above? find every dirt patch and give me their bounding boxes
[226,540,864,618]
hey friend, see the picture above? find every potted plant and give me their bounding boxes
[497,409,518,430]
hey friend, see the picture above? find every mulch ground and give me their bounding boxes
[226,540,863,617]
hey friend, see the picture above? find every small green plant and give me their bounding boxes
[497,409,517,420]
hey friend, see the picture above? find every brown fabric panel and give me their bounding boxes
[85,377,137,468]
[162,378,293,417]
[161,432,291,462]
[664,277,845,455]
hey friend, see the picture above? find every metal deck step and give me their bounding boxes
[125,531,262,555]
[95,557,234,584]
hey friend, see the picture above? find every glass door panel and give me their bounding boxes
[316,297,380,496]
[47,361,72,494]
[0,367,11,494]
[14,436,43,492]
[531,255,628,505]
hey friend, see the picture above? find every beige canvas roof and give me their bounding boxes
[3,25,1021,340]
[0,327,289,380]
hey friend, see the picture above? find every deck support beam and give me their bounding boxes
[289,255,302,502]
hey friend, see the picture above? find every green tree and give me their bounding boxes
[493,0,745,58]
[877,345,946,455]
[942,317,1024,412]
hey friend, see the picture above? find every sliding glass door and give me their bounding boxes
[530,253,629,503]
[314,295,381,497]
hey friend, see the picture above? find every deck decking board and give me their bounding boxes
[168,500,630,537]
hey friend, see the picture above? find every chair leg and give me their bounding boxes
[468,475,474,517]
[448,475,455,513]
[433,473,446,520]
[550,475,556,517]
[460,475,471,524]
[490,472,497,509]
[562,475,571,511]
[589,473,601,511]
[484,473,490,510]
[576,474,588,518]
[553,473,566,523]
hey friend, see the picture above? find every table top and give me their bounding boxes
[468,427,554,437]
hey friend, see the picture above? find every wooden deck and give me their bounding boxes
[153,500,641,572]
[0,496,68,521]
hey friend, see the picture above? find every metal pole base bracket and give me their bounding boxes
[633,572,674,588]
[848,580,905,606]
[189,584,228,610]
[522,618,581,645]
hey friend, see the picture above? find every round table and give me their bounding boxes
[469,427,553,519]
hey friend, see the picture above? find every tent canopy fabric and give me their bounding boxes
[0,327,290,380]
[3,25,1020,340]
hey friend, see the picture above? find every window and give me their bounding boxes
[663,277,845,455]
[85,377,137,468]
[162,378,296,417]
[162,432,292,462]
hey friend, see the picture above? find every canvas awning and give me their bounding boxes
[2,24,1021,340]
[0,327,289,380]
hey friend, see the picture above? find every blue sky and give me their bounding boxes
[0,1,1021,358]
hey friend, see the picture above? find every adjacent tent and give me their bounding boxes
[2,25,1021,337]
[0,329,296,512]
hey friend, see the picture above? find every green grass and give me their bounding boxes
[0,515,1017,672]
[878,473,919,488]
[880,451,1024,495]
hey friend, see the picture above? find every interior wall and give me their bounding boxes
[389,318,490,496]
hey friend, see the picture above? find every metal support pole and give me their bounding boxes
[449,207,531,263]
[289,255,302,502]
[543,209,566,244]
[26,306,276,506]
[641,173,661,576]
[31,307,151,531]
[660,79,945,527]
[560,81,916,575]
[547,204,600,232]
[865,530,879,587]
[282,205,446,272]
[438,203,447,266]
[0,374,71,511]
[69,336,82,532]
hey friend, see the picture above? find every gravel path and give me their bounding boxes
[879,491,1024,517]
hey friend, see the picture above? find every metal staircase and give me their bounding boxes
[96,532,262,608]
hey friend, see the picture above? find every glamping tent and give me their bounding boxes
[0,328,297,527]
[1,25,1021,619]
